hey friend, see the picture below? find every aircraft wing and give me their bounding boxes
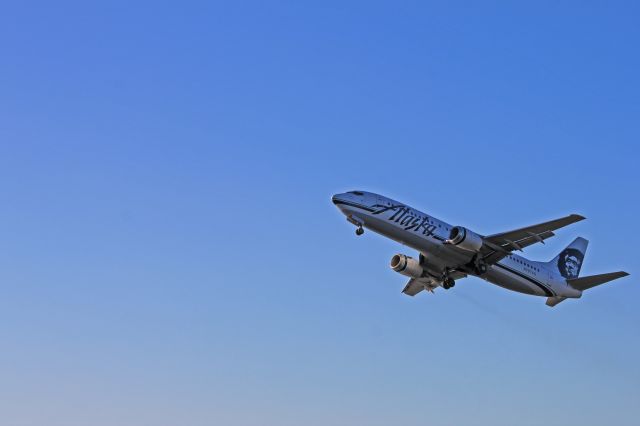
[402,278,428,296]
[481,214,586,264]
[402,270,468,296]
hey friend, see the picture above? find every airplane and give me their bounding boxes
[331,190,629,307]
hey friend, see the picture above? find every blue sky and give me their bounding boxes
[0,1,638,425]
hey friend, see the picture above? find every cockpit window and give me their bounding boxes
[349,191,364,196]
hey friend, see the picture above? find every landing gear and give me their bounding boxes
[348,215,365,236]
[442,277,455,289]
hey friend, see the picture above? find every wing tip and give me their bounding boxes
[571,213,587,221]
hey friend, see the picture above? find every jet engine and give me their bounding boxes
[446,226,483,252]
[390,254,427,279]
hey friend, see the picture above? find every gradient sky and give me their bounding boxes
[1,1,638,425]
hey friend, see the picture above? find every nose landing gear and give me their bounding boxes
[347,215,365,236]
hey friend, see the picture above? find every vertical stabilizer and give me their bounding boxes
[548,237,588,279]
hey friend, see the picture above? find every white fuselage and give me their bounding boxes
[332,191,581,299]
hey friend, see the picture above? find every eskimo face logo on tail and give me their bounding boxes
[372,204,437,236]
[557,248,584,278]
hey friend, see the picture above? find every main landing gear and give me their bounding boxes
[441,269,455,289]
[442,277,455,289]
[355,226,364,236]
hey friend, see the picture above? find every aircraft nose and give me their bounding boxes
[332,192,350,205]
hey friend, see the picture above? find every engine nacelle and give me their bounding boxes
[446,226,483,252]
[390,254,426,279]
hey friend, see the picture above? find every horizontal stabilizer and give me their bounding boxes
[567,271,629,291]
[546,296,567,307]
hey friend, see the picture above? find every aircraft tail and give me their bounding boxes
[544,237,629,306]
[547,237,588,279]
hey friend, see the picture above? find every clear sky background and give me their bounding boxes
[1,1,638,425]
